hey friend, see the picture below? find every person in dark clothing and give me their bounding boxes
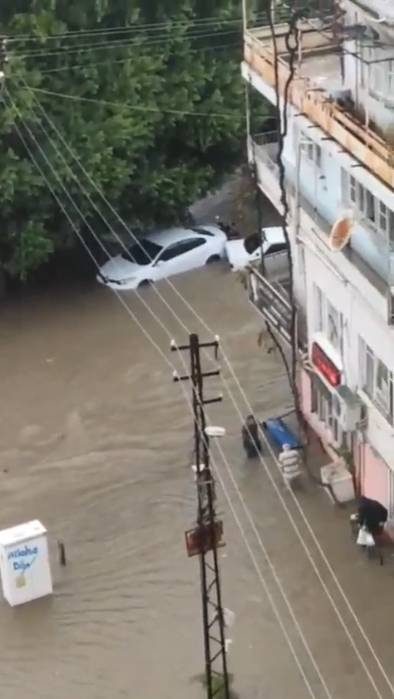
[357,496,388,536]
[242,414,261,458]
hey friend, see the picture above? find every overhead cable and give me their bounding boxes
[20,85,238,120]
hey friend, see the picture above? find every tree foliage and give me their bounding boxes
[0,0,261,280]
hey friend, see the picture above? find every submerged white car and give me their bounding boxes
[225,226,288,271]
[97,226,226,290]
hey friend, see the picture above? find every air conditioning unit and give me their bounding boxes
[333,385,363,431]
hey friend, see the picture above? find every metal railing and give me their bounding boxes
[244,25,394,189]
[247,264,308,350]
[247,265,293,345]
[252,134,279,173]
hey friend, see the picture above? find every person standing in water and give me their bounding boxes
[242,414,261,458]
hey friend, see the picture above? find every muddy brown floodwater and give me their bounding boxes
[4,264,392,699]
[0,265,296,699]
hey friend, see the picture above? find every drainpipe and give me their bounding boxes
[242,0,247,36]
[294,134,302,243]
[365,62,370,130]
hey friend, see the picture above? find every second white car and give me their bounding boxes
[225,226,287,271]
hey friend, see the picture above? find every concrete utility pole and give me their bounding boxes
[172,334,230,699]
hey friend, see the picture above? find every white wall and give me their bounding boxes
[283,109,391,283]
[302,240,394,467]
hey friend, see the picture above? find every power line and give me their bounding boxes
[35,42,241,75]
[5,13,272,43]
[19,84,239,120]
[11,29,242,60]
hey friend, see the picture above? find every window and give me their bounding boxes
[359,338,393,422]
[191,227,214,237]
[314,284,324,333]
[366,190,376,224]
[370,58,394,105]
[159,238,206,261]
[311,376,336,437]
[159,244,182,262]
[124,240,162,265]
[313,285,342,352]
[176,238,206,254]
[379,202,388,231]
[327,302,340,348]
[266,242,288,255]
[301,134,322,168]
[349,175,357,204]
[343,170,394,238]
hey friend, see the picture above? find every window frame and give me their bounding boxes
[301,133,322,168]
[265,242,288,255]
[158,237,206,262]
[313,285,342,352]
[326,301,341,350]
[344,170,394,239]
[313,284,324,334]
[359,337,394,423]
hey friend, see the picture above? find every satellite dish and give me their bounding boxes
[329,216,353,251]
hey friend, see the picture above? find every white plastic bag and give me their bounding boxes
[357,526,375,547]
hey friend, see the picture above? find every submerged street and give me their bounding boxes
[1,267,394,699]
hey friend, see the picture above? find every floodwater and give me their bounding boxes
[2,265,394,699]
[0,266,292,699]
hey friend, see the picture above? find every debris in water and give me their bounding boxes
[58,540,67,567]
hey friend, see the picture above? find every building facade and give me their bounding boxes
[243,0,394,510]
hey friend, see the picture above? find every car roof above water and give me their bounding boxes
[144,227,200,248]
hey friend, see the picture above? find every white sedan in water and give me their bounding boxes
[97,226,227,290]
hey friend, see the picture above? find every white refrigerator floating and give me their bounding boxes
[0,520,53,606]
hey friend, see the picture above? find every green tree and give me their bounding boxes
[0,0,255,282]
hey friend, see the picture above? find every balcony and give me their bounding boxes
[250,133,393,322]
[248,132,282,213]
[243,22,394,190]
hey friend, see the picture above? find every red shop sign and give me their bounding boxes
[311,342,341,387]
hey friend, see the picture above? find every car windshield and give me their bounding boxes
[122,239,162,266]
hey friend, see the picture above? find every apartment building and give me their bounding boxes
[243,0,394,509]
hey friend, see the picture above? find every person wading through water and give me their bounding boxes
[242,414,261,458]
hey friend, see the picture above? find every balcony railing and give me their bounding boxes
[248,133,283,212]
[244,23,394,190]
[247,264,307,350]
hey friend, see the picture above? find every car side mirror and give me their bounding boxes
[155,259,164,266]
